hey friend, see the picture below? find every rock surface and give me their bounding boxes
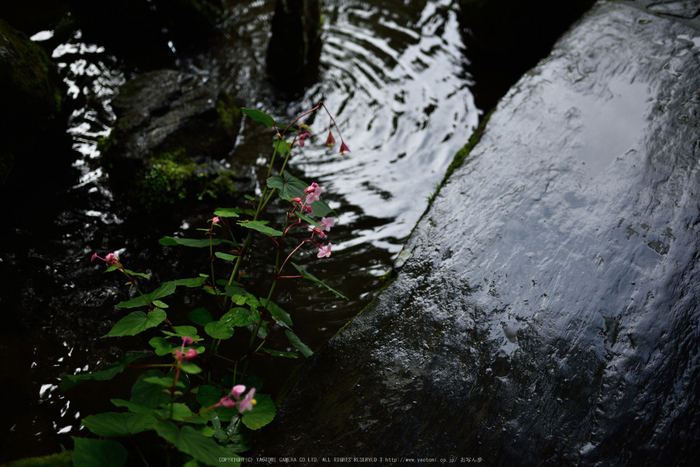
[103,69,243,208]
[251,2,700,465]
[0,18,64,181]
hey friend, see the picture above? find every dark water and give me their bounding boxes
[0,0,481,462]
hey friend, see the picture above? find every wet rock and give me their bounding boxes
[251,2,700,464]
[102,69,243,209]
[266,0,322,92]
[0,18,64,182]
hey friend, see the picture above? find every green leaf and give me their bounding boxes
[142,376,186,389]
[290,262,348,300]
[196,385,223,408]
[123,269,150,279]
[180,362,202,374]
[72,437,127,467]
[205,320,235,340]
[214,251,238,261]
[60,353,149,391]
[259,347,298,359]
[241,394,276,430]
[152,300,169,308]
[262,299,293,327]
[154,420,240,467]
[227,433,257,453]
[189,308,214,326]
[275,136,292,155]
[102,309,167,338]
[266,171,306,201]
[149,337,175,356]
[237,220,283,237]
[221,307,259,328]
[111,398,163,416]
[296,212,321,229]
[82,412,156,437]
[160,403,206,422]
[173,276,208,287]
[131,370,172,408]
[308,198,335,218]
[161,326,201,343]
[213,207,242,218]
[266,172,336,218]
[224,284,246,297]
[242,108,275,128]
[115,281,177,308]
[285,329,313,357]
[159,236,223,248]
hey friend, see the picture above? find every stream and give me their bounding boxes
[1,0,487,461]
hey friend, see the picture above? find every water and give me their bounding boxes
[0,0,478,461]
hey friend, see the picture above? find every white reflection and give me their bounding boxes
[31,30,54,41]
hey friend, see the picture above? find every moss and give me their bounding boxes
[197,169,238,201]
[132,147,238,209]
[0,19,63,127]
[215,91,242,136]
[133,148,196,208]
[1,450,72,467]
[444,107,494,181]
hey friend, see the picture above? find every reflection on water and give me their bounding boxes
[0,0,477,461]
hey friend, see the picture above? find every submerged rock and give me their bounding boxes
[102,69,243,209]
[251,2,700,464]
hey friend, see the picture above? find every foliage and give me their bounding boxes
[63,104,351,466]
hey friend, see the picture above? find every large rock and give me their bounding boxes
[251,2,700,465]
[102,69,243,208]
[0,18,63,181]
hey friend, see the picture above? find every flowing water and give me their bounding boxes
[1,0,481,461]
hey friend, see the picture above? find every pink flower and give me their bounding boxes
[298,132,311,147]
[175,337,197,361]
[174,348,197,360]
[212,217,220,224]
[238,387,257,413]
[325,131,336,147]
[312,227,326,238]
[339,141,350,155]
[305,183,323,204]
[218,396,236,408]
[214,385,257,411]
[91,252,119,265]
[317,243,332,258]
[304,183,319,195]
[105,253,119,265]
[303,205,313,214]
[319,217,335,232]
[231,384,247,399]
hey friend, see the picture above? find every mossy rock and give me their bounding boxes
[0,18,64,181]
[102,69,244,209]
[0,450,72,467]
